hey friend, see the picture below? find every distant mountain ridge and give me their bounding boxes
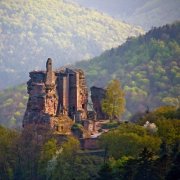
[70,0,180,30]
[0,0,143,90]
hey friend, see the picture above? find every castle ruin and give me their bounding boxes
[90,86,107,119]
[23,58,88,134]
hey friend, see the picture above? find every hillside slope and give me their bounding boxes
[0,22,179,128]
[71,0,180,30]
[0,0,143,90]
[76,22,180,116]
[0,85,27,128]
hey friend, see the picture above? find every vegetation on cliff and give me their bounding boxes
[0,0,143,89]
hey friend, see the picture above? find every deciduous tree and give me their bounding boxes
[102,79,125,121]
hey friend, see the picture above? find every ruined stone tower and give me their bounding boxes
[45,58,54,86]
[23,58,88,134]
[56,68,88,120]
[90,86,107,119]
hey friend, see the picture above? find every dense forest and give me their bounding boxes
[0,22,179,128]
[0,106,179,179]
[0,85,27,128]
[76,22,180,119]
[0,0,143,89]
[70,0,180,30]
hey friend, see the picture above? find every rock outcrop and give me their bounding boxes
[23,58,88,134]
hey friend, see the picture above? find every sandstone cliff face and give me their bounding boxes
[23,58,88,134]
[23,71,51,125]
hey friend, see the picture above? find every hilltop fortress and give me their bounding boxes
[23,58,106,136]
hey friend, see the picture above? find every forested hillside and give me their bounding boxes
[0,107,180,179]
[71,0,180,30]
[76,22,180,117]
[0,22,179,128]
[0,0,143,90]
[0,85,27,128]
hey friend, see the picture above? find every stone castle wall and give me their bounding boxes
[23,58,88,133]
[90,86,107,120]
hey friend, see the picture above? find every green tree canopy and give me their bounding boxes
[102,79,126,121]
[100,123,161,159]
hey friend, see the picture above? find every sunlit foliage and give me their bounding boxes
[102,79,125,121]
[0,0,143,89]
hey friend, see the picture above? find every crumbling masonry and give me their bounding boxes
[23,58,88,134]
